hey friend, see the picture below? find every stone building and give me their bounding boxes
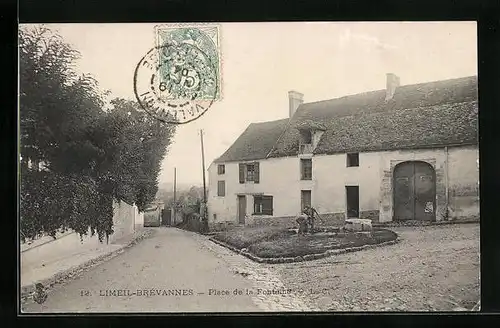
[207,74,479,227]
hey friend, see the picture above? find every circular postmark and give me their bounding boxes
[134,42,218,124]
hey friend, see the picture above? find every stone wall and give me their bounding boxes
[360,210,380,222]
[249,212,346,228]
[109,199,136,243]
[447,146,480,220]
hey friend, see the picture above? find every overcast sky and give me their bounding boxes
[42,22,477,187]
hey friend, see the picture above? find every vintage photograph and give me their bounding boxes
[19,22,479,313]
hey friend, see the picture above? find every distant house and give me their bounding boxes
[207,74,479,227]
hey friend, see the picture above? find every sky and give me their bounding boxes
[39,22,477,187]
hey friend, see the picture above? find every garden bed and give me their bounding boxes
[213,226,293,249]
[211,226,398,263]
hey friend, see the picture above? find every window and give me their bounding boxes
[253,195,273,215]
[347,153,359,167]
[301,159,312,180]
[301,130,312,144]
[246,164,255,181]
[301,190,311,211]
[217,180,225,196]
[239,162,260,183]
[217,164,225,175]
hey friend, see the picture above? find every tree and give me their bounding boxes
[19,25,176,242]
[159,185,203,218]
[96,98,175,211]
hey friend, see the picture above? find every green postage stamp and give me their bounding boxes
[134,24,222,124]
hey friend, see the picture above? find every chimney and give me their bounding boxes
[288,91,304,118]
[385,73,400,101]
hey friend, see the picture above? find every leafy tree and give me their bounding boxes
[19,25,175,242]
[160,185,204,218]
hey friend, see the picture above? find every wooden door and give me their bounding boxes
[346,186,359,218]
[237,195,246,224]
[393,161,436,221]
[162,209,171,226]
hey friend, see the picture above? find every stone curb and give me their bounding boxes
[373,219,479,228]
[20,229,154,304]
[209,235,401,265]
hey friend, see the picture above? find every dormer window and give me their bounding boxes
[302,130,312,144]
[296,123,326,155]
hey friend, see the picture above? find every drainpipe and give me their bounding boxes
[444,146,449,219]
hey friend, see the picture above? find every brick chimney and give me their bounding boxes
[288,91,304,118]
[385,73,400,101]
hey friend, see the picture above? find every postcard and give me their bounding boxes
[19,22,479,313]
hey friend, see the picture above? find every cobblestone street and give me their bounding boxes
[271,223,480,312]
[21,224,479,313]
[21,227,314,313]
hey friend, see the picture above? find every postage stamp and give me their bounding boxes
[133,24,222,124]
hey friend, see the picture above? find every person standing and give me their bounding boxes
[296,208,309,235]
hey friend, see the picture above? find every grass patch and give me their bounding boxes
[213,226,398,259]
[219,227,397,258]
[247,229,397,259]
[213,226,291,249]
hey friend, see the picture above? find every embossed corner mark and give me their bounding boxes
[134,24,222,124]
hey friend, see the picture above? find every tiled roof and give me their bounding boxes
[268,76,478,157]
[214,118,290,163]
[215,75,478,163]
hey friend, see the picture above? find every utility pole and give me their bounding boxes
[172,167,176,226]
[200,129,208,232]
[200,130,207,204]
[174,167,177,204]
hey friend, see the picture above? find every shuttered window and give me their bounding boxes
[239,164,245,183]
[217,180,225,197]
[238,162,260,183]
[254,162,260,183]
[253,195,273,215]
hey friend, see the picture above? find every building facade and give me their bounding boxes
[207,74,479,227]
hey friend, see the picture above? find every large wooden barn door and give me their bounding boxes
[393,161,436,221]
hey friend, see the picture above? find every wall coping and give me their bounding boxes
[21,230,80,253]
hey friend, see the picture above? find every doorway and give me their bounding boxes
[301,190,311,212]
[393,161,436,221]
[346,186,359,218]
[237,195,246,224]
[162,208,171,226]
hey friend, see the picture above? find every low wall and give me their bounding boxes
[134,206,144,231]
[21,228,103,271]
[21,199,141,276]
[248,212,347,228]
[109,199,136,243]
[448,185,480,220]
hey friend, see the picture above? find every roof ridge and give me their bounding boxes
[330,100,478,121]
[300,75,477,108]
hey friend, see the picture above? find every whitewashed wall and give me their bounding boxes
[208,145,479,225]
[21,200,142,279]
